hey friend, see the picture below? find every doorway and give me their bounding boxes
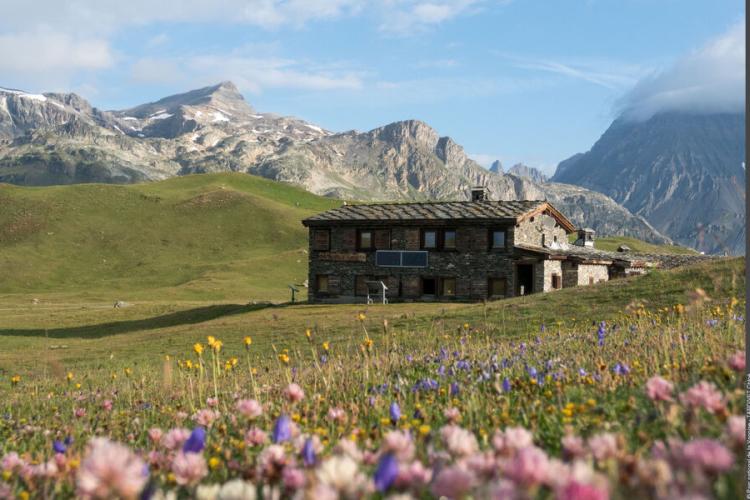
[516,264,534,296]
[421,277,437,296]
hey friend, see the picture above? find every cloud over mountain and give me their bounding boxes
[617,22,745,120]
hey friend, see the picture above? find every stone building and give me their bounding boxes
[302,189,648,303]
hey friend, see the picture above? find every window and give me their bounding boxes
[441,278,456,296]
[551,274,562,289]
[316,275,329,293]
[553,235,558,244]
[311,229,330,251]
[541,234,546,247]
[489,277,507,297]
[358,230,373,250]
[491,230,507,249]
[443,229,457,250]
[422,229,437,249]
[422,277,437,295]
[376,250,428,268]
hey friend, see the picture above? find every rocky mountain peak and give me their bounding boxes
[489,160,503,174]
[369,120,440,150]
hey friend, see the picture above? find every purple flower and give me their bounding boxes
[374,453,399,492]
[390,402,401,424]
[527,366,538,378]
[302,438,316,467]
[502,378,511,393]
[613,363,630,376]
[182,427,206,453]
[706,319,719,327]
[578,368,587,377]
[597,321,606,346]
[272,415,292,443]
[53,440,67,454]
[437,365,446,376]
[450,382,460,396]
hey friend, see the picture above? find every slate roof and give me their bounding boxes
[303,200,549,224]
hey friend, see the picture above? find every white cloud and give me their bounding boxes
[618,22,746,120]
[380,0,493,34]
[131,54,365,93]
[499,53,645,90]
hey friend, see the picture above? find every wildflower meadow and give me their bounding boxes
[0,287,745,499]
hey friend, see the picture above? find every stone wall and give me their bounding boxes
[514,213,569,248]
[576,264,609,286]
[536,259,563,292]
[308,223,519,302]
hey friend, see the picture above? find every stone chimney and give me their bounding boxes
[574,228,595,247]
[471,186,488,202]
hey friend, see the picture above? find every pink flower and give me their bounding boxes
[192,408,220,427]
[728,351,745,372]
[162,428,191,451]
[558,480,609,500]
[382,430,415,461]
[441,425,479,457]
[464,451,497,479]
[394,460,432,489]
[206,397,219,407]
[334,439,363,463]
[1,452,23,472]
[282,467,306,490]
[492,426,534,454]
[76,438,147,499]
[236,399,263,419]
[101,400,113,412]
[245,427,268,446]
[562,434,585,460]
[681,439,734,474]
[327,407,347,424]
[147,428,163,444]
[504,446,550,485]
[645,376,674,402]
[171,452,207,486]
[443,407,461,423]
[431,465,476,498]
[259,444,290,478]
[726,415,745,447]
[679,381,725,413]
[587,433,618,462]
[74,408,87,418]
[284,383,305,403]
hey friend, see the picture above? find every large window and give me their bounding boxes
[358,230,373,250]
[376,250,428,268]
[316,275,330,293]
[489,277,507,297]
[422,229,438,249]
[491,229,507,250]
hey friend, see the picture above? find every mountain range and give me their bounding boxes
[553,112,745,255]
[0,81,692,247]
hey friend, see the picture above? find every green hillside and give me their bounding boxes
[0,173,339,301]
[568,233,698,255]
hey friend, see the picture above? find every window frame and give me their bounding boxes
[316,274,330,293]
[440,277,457,297]
[421,229,438,250]
[357,229,374,251]
[311,228,331,251]
[488,276,507,298]
[489,228,508,251]
[442,229,457,251]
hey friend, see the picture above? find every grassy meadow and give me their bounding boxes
[0,173,745,499]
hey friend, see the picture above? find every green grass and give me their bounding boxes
[0,173,339,302]
[567,234,698,254]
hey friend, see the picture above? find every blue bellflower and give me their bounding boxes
[183,427,206,453]
[374,453,399,492]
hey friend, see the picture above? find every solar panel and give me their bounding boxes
[401,251,428,267]
[376,251,402,267]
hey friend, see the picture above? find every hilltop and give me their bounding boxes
[0,173,339,301]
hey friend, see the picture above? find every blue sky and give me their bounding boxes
[0,0,744,173]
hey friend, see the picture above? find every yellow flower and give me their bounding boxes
[18,491,29,500]
[357,312,366,321]
[322,341,330,351]
[207,336,217,347]
[243,336,252,348]
[208,457,221,469]
[124,367,133,377]
[66,372,74,382]
[278,353,290,364]
[212,340,223,353]
[463,323,469,329]
[193,343,204,355]
[418,425,431,436]
[305,329,312,340]
[10,375,20,385]
[75,383,81,390]
[1,470,11,481]
[363,338,374,350]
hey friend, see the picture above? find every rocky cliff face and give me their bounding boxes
[553,112,746,254]
[508,163,548,183]
[0,82,671,244]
